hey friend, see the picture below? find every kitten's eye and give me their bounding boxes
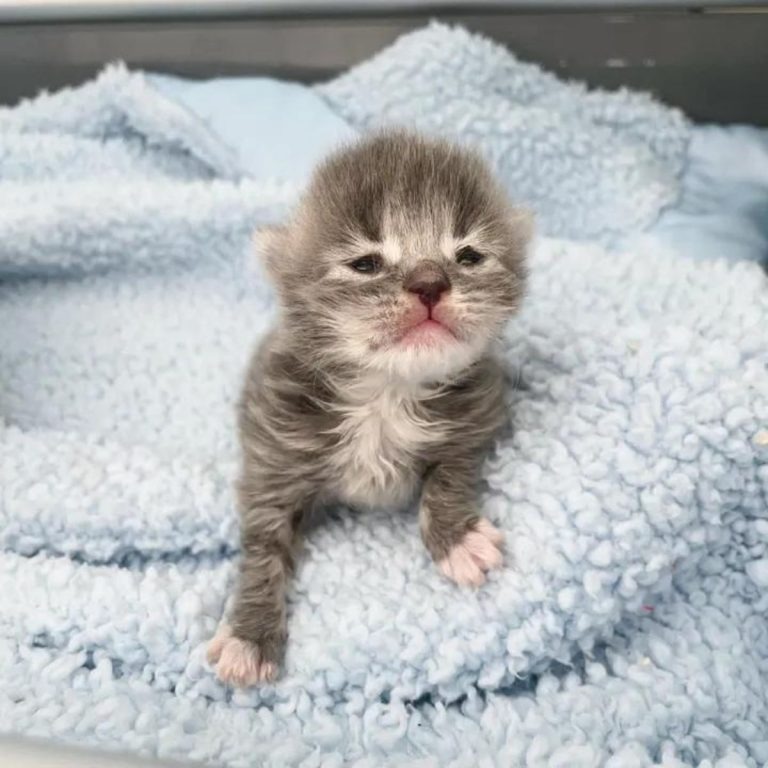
[347,254,382,274]
[456,246,484,266]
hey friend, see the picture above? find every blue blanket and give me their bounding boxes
[1,24,767,767]
[318,23,690,241]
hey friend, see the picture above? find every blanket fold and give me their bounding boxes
[1,23,767,768]
[317,23,690,241]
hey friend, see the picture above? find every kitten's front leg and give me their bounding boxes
[419,457,504,587]
[207,489,306,687]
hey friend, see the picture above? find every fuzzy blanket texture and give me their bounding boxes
[1,23,767,768]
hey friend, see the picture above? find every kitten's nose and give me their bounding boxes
[404,262,451,309]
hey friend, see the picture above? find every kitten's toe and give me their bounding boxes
[207,625,278,687]
[438,518,504,587]
[475,518,505,547]
[206,623,233,665]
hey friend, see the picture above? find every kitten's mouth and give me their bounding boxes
[398,317,456,347]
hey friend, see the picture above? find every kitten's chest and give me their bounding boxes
[329,388,441,508]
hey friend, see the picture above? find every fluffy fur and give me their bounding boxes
[211,131,529,685]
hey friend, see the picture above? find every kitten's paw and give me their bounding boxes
[438,518,504,587]
[206,624,278,687]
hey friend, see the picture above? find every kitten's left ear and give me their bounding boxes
[253,224,290,281]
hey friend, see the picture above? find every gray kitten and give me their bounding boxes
[207,131,529,686]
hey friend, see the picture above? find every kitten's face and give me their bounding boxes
[299,212,525,382]
[260,132,529,383]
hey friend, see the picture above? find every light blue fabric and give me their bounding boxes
[1,28,768,768]
[144,64,768,269]
[148,73,356,183]
[641,125,768,264]
[317,23,691,241]
[144,65,768,269]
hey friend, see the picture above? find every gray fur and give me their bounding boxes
[222,130,529,681]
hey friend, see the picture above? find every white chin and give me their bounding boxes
[368,336,486,383]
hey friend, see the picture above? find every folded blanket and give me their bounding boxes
[318,23,690,241]
[1,25,767,768]
[0,63,296,279]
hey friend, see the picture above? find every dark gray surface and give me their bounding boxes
[0,6,767,124]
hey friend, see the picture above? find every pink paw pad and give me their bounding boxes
[206,624,277,687]
[438,519,505,587]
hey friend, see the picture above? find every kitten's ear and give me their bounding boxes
[510,207,535,248]
[253,224,290,281]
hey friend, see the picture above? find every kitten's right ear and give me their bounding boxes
[253,225,290,281]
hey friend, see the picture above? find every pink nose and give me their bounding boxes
[404,263,450,309]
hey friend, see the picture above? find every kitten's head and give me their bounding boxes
[258,131,530,384]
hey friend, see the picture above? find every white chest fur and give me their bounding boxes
[330,382,442,508]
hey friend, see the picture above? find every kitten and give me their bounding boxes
[207,130,530,687]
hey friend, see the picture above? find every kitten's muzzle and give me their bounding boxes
[404,261,451,310]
